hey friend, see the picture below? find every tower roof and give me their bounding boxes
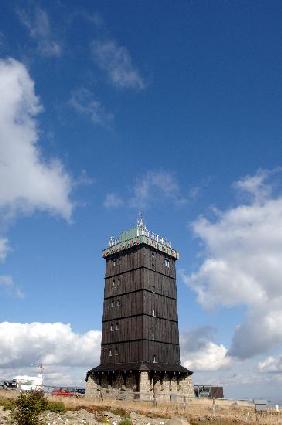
[103,219,179,259]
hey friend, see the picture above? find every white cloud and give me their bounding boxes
[0,58,72,220]
[0,238,9,262]
[182,169,282,359]
[0,322,101,386]
[91,39,145,89]
[0,58,72,296]
[183,342,230,371]
[104,171,187,210]
[18,7,61,57]
[104,193,124,208]
[258,355,282,373]
[181,327,231,371]
[234,169,272,203]
[130,171,186,209]
[0,322,101,369]
[229,307,282,359]
[0,276,23,298]
[69,88,113,126]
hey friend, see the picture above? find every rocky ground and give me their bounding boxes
[0,407,190,425]
[1,404,281,425]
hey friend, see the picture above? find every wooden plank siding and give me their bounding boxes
[100,244,181,368]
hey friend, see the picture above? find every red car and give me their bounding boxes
[51,388,76,397]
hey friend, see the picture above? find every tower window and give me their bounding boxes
[112,279,115,288]
[109,349,112,357]
[153,355,157,363]
[152,309,156,317]
[115,322,119,331]
[115,347,119,356]
[111,300,114,308]
[113,259,116,267]
[165,259,170,268]
[116,300,120,307]
[110,323,114,331]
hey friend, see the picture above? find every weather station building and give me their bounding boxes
[86,218,194,401]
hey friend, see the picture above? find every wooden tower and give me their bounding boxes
[86,219,194,400]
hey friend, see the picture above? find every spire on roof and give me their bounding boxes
[137,211,145,228]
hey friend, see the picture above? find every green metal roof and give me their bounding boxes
[103,222,179,259]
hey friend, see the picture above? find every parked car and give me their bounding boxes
[75,388,85,395]
[3,380,17,390]
[51,388,77,397]
[51,387,85,397]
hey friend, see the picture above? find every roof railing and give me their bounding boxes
[108,221,172,249]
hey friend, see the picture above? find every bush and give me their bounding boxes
[46,401,66,413]
[11,390,48,425]
[111,407,127,417]
[118,418,132,425]
[0,396,15,411]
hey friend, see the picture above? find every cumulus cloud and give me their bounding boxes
[17,7,61,57]
[91,39,145,90]
[0,322,101,369]
[0,58,72,293]
[229,307,282,359]
[183,342,230,371]
[258,355,282,373]
[181,327,231,371]
[182,169,282,360]
[69,88,113,126]
[0,58,72,220]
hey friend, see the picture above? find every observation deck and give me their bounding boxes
[102,218,179,260]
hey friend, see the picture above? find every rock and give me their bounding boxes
[103,411,115,418]
[166,418,190,425]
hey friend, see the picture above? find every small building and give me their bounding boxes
[194,385,224,399]
[254,400,268,412]
[86,218,194,401]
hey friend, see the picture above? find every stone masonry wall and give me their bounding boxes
[86,371,195,402]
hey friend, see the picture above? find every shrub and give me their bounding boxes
[118,418,132,425]
[11,390,48,425]
[111,407,127,417]
[0,396,15,411]
[46,401,66,413]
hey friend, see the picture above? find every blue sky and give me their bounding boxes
[1,0,282,399]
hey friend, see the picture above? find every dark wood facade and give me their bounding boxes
[92,242,188,373]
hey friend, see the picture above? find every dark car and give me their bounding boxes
[75,388,85,395]
[4,379,17,389]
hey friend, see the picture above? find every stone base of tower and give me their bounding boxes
[85,369,194,402]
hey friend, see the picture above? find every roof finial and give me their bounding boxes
[137,211,144,228]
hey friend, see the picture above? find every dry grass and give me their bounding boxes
[1,391,282,425]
